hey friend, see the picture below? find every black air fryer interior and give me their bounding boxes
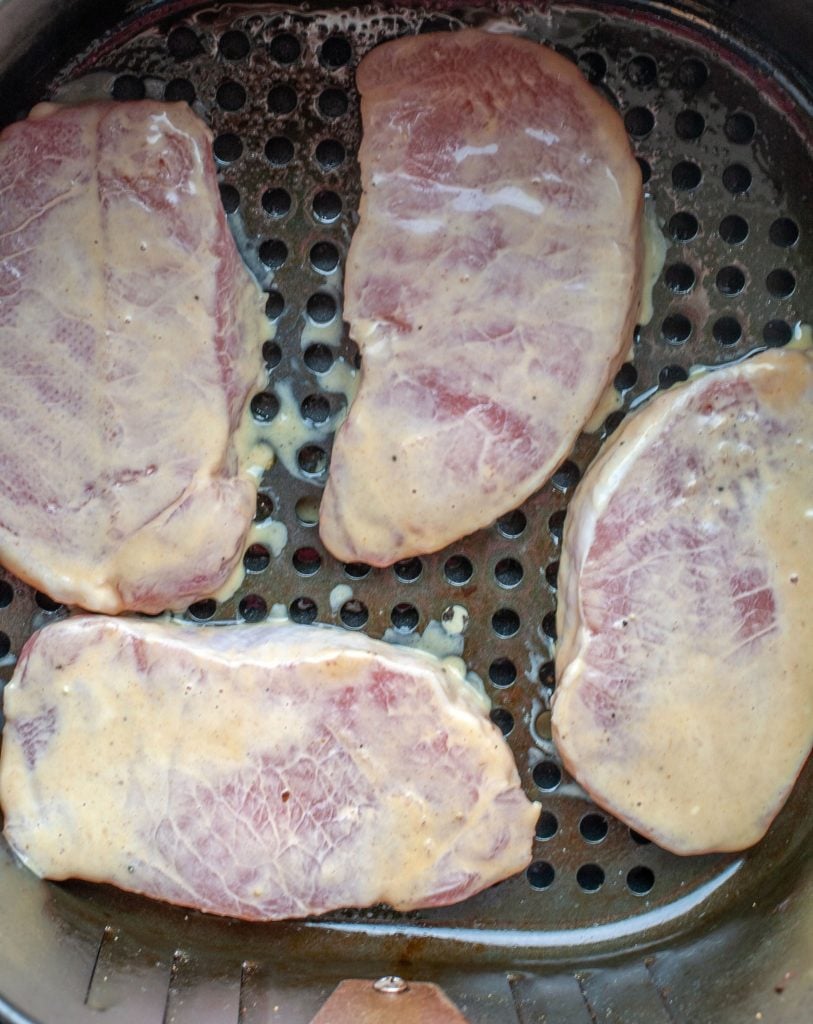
[0,2,811,1023]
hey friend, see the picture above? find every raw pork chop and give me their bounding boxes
[0,101,266,613]
[553,350,813,854]
[320,29,642,565]
[0,616,538,919]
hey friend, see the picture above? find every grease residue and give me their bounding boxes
[229,211,275,291]
[51,73,174,107]
[790,322,813,349]
[51,72,116,104]
[321,357,360,413]
[309,858,742,949]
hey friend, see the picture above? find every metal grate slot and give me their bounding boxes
[85,927,172,1022]
[161,951,242,1024]
[508,972,595,1024]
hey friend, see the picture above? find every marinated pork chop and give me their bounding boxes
[553,350,813,854]
[320,29,642,565]
[0,102,266,614]
[0,616,538,919]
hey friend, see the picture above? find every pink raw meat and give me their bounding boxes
[320,29,642,565]
[553,350,813,854]
[0,616,538,919]
[0,101,266,613]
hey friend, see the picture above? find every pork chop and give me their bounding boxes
[0,101,267,613]
[320,29,642,565]
[0,616,538,919]
[553,349,813,854]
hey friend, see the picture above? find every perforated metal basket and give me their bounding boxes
[0,2,810,1022]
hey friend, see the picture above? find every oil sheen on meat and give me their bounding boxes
[0,616,539,920]
[0,101,267,614]
[320,29,643,565]
[553,349,813,854]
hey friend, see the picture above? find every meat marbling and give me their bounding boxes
[553,349,813,855]
[0,616,539,919]
[0,101,267,614]
[320,29,642,565]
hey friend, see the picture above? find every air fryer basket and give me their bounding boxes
[0,1,810,1022]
